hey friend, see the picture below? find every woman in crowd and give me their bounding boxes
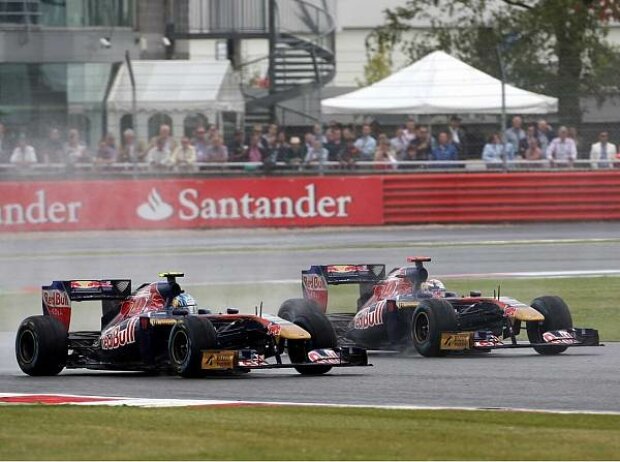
[482,132,514,163]
[374,133,398,170]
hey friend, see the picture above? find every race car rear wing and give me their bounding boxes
[41,279,131,330]
[302,264,385,312]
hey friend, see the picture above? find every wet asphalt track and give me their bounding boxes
[1,222,619,412]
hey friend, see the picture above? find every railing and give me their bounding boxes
[1,159,618,179]
[175,0,268,35]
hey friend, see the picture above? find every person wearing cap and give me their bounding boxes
[280,136,305,165]
[10,134,38,166]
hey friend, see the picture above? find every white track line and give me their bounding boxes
[1,393,619,415]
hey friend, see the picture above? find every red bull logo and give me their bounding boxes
[302,274,327,291]
[353,303,385,330]
[101,317,138,350]
[42,289,70,309]
[327,265,368,273]
[71,280,113,289]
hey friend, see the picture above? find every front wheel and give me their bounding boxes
[411,299,458,357]
[15,316,67,376]
[278,299,337,375]
[527,296,573,355]
[168,317,217,377]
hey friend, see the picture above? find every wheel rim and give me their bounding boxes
[171,330,190,364]
[413,312,430,343]
[19,330,37,364]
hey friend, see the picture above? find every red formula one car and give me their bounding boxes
[281,257,600,357]
[15,273,368,377]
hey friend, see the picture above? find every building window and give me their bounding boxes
[148,113,172,139]
[183,113,208,138]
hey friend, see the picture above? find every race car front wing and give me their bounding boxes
[200,346,370,371]
[440,328,601,351]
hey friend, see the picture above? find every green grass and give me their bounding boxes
[0,405,619,460]
[2,276,619,340]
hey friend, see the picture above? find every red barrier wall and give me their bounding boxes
[383,171,620,223]
[1,171,619,231]
[0,177,383,232]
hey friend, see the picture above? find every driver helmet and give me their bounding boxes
[420,279,446,298]
[171,293,197,314]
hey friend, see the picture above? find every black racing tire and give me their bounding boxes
[15,316,67,376]
[527,296,573,355]
[411,299,458,357]
[278,298,337,375]
[168,316,217,378]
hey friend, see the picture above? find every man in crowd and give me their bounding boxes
[354,123,377,161]
[280,136,305,166]
[95,133,118,166]
[204,135,228,162]
[504,115,526,156]
[41,128,65,163]
[146,137,171,170]
[431,131,458,162]
[590,131,617,169]
[482,132,515,163]
[325,127,345,162]
[170,136,197,170]
[10,134,37,167]
[228,130,247,162]
[403,117,417,144]
[118,129,146,163]
[448,116,468,158]
[390,126,409,160]
[304,138,328,170]
[537,119,554,152]
[64,129,90,163]
[192,126,210,162]
[546,126,577,166]
[410,125,434,160]
[149,124,177,154]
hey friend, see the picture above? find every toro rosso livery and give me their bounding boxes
[287,257,600,356]
[16,272,367,377]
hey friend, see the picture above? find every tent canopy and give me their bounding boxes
[321,51,557,115]
[107,60,245,114]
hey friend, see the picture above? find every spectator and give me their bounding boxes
[325,127,345,162]
[519,124,537,157]
[304,139,328,169]
[274,131,290,163]
[191,126,209,162]
[403,117,417,144]
[524,137,543,161]
[390,127,409,160]
[546,126,577,166]
[204,135,228,162]
[374,134,398,170]
[64,129,89,163]
[537,119,554,152]
[280,136,304,165]
[590,131,617,169]
[504,115,526,155]
[312,123,327,144]
[568,127,581,155]
[146,137,171,169]
[170,136,197,170]
[431,131,458,162]
[303,132,316,153]
[482,133,514,163]
[95,133,118,165]
[339,129,359,168]
[263,123,278,146]
[42,128,65,164]
[247,134,266,162]
[10,134,37,166]
[118,129,146,163]
[149,124,177,153]
[410,125,434,160]
[448,116,468,157]
[228,130,247,162]
[354,124,377,161]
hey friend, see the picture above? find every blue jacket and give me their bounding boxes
[431,143,458,161]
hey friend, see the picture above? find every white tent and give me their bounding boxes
[321,51,557,115]
[106,60,244,138]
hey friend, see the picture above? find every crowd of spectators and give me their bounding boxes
[1,116,619,172]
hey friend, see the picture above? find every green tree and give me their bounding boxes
[368,0,620,126]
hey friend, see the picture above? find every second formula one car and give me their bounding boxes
[281,257,600,357]
[15,272,367,377]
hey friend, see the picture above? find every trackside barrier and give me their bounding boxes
[383,170,620,223]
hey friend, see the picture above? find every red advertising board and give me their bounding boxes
[0,177,384,232]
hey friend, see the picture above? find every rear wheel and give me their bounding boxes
[15,316,67,376]
[168,317,217,377]
[411,299,458,357]
[278,299,337,375]
[527,296,573,355]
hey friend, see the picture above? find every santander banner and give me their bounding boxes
[0,177,383,231]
